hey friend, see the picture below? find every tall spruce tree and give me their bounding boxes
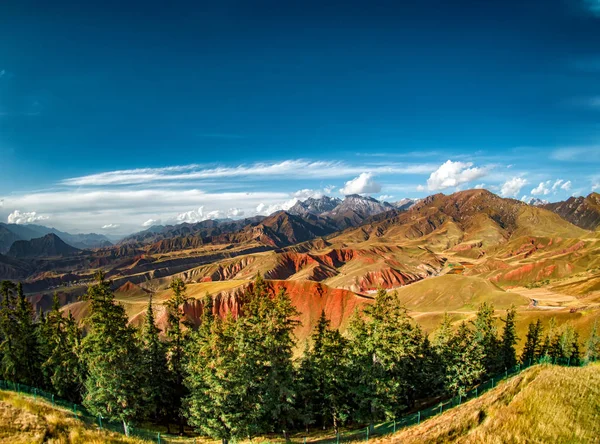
[164,278,191,435]
[139,295,170,427]
[521,319,543,365]
[184,275,299,442]
[298,311,351,433]
[500,306,518,370]
[586,320,600,362]
[472,302,501,375]
[347,289,423,428]
[442,321,485,396]
[81,272,144,436]
[39,294,84,401]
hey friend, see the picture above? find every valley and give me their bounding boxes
[1,189,598,345]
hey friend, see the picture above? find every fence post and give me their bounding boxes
[439,404,442,415]
[33,388,37,400]
[52,394,54,406]
[505,369,508,379]
[73,403,77,418]
[304,437,306,444]
[98,415,103,430]
[418,411,421,425]
[366,426,369,442]
[459,394,462,405]
[336,432,340,444]
[475,387,478,397]
[157,432,161,444]
[393,419,396,433]
[491,378,494,388]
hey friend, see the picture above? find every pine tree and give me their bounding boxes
[164,278,191,435]
[444,321,485,396]
[139,295,170,427]
[500,306,518,370]
[299,311,351,433]
[585,320,600,363]
[184,276,299,442]
[472,302,501,375]
[39,294,84,401]
[0,280,17,380]
[521,319,543,365]
[347,289,423,428]
[81,272,145,436]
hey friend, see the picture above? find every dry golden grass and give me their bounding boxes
[0,391,149,443]
[374,364,600,443]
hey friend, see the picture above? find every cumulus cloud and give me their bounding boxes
[255,198,299,216]
[340,173,382,195]
[425,160,487,191]
[293,189,324,199]
[227,208,245,218]
[7,210,49,224]
[101,224,120,229]
[142,219,161,227]
[552,179,564,191]
[377,195,394,202]
[500,177,527,197]
[531,181,552,196]
[474,183,486,189]
[176,207,225,223]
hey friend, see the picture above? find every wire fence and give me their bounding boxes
[0,356,591,444]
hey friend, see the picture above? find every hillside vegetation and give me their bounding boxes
[0,390,146,444]
[376,364,600,443]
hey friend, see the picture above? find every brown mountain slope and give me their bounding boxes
[542,192,600,230]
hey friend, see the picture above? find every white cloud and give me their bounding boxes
[7,210,49,224]
[552,179,564,191]
[176,207,224,223]
[255,198,298,216]
[425,160,487,191]
[474,183,485,189]
[593,183,599,191]
[531,181,552,196]
[340,173,382,195]
[227,208,244,217]
[101,224,120,229]
[500,177,527,197]
[142,218,161,227]
[292,189,324,199]
[61,160,436,187]
[560,180,572,191]
[416,185,425,191]
[377,194,394,201]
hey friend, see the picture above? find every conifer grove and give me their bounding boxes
[0,274,595,440]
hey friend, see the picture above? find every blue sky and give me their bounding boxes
[0,0,599,234]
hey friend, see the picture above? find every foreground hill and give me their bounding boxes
[376,364,600,443]
[0,390,146,443]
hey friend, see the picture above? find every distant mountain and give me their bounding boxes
[542,192,600,230]
[8,233,81,258]
[322,194,395,229]
[393,198,419,211]
[525,197,549,206]
[120,217,266,246]
[0,253,31,279]
[0,223,112,252]
[288,196,342,217]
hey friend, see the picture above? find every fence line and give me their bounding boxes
[0,357,590,444]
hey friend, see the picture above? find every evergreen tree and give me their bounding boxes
[500,306,518,370]
[444,321,485,396]
[39,294,84,401]
[472,302,501,375]
[347,289,423,428]
[139,295,170,427]
[81,272,145,436]
[0,282,41,385]
[164,278,191,435]
[570,331,581,366]
[585,320,600,363]
[298,311,351,433]
[184,275,299,442]
[521,319,543,365]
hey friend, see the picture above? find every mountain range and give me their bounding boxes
[0,223,113,253]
